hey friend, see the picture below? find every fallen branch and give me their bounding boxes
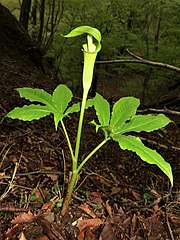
[140,137,180,151]
[137,108,180,116]
[96,49,180,73]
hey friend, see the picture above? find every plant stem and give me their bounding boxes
[74,88,88,170]
[67,170,78,205]
[61,120,75,162]
[66,138,109,205]
[77,137,110,172]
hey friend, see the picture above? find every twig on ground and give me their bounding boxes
[0,170,63,179]
[166,208,175,240]
[0,162,19,201]
[140,137,180,151]
[137,108,180,116]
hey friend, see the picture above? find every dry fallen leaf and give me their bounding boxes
[100,217,116,240]
[4,224,19,238]
[104,200,113,219]
[18,232,26,240]
[37,235,49,240]
[78,227,96,240]
[129,188,142,201]
[0,172,6,178]
[77,218,103,232]
[132,213,137,231]
[120,216,131,228]
[110,186,121,195]
[79,204,97,218]
[11,211,34,224]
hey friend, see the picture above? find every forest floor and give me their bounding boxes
[0,3,180,240]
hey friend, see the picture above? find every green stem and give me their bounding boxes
[67,137,110,203]
[67,170,78,204]
[74,88,88,170]
[77,138,110,172]
[61,120,75,162]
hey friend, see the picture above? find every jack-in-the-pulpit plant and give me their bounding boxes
[5,26,173,215]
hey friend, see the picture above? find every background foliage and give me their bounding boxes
[2,0,180,103]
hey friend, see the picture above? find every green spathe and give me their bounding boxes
[64,26,101,92]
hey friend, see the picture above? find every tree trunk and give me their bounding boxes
[31,0,38,26]
[38,0,46,46]
[19,0,32,30]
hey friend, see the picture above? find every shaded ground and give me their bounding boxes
[0,4,180,240]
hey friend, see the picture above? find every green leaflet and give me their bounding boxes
[53,85,78,129]
[85,98,94,109]
[54,102,81,130]
[113,135,173,186]
[53,84,73,113]
[90,93,110,126]
[110,97,140,128]
[115,114,172,134]
[6,105,51,121]
[17,87,55,111]
[65,102,80,116]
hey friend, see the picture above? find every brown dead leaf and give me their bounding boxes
[120,217,131,228]
[47,173,59,182]
[118,206,125,216]
[18,232,26,240]
[37,235,49,240]
[4,224,19,238]
[79,204,97,219]
[89,191,105,197]
[41,201,53,216]
[27,136,32,144]
[104,200,113,219]
[132,214,137,231]
[0,172,6,178]
[34,189,44,202]
[77,229,85,240]
[91,197,104,205]
[130,189,142,201]
[100,217,116,240]
[110,186,121,195]
[77,218,103,232]
[153,204,161,214]
[11,211,34,224]
[77,227,96,240]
